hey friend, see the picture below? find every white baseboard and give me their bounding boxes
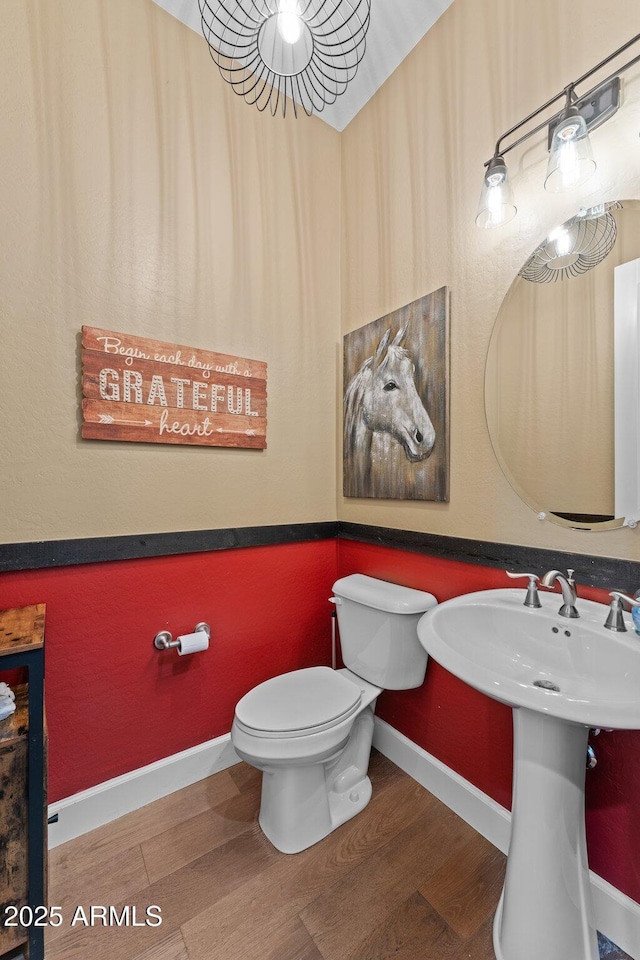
[373,716,512,853]
[373,717,640,960]
[48,733,240,848]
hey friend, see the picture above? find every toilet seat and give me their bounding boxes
[234,666,362,738]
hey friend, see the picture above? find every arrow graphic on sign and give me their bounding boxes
[216,428,257,436]
[96,414,153,426]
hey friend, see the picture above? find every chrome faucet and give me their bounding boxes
[604,591,640,632]
[540,569,579,618]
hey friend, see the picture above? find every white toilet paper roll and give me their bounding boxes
[177,631,210,656]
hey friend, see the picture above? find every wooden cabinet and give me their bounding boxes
[0,606,46,960]
[0,687,30,955]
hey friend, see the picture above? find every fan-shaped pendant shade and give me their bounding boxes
[518,205,618,283]
[198,0,371,117]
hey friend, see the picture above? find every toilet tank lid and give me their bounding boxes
[332,574,437,614]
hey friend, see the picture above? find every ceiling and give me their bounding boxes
[151,0,453,131]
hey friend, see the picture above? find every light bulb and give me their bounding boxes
[548,224,572,258]
[486,182,507,227]
[277,0,302,44]
[557,136,581,188]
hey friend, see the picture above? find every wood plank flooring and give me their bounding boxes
[43,751,631,960]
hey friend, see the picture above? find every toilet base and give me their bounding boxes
[329,773,373,831]
[257,702,377,854]
[259,769,373,854]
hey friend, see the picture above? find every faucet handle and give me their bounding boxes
[604,591,640,631]
[506,571,542,609]
[605,592,630,632]
[609,590,640,608]
[567,569,575,583]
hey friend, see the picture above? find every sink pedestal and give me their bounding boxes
[416,587,640,959]
[493,707,598,960]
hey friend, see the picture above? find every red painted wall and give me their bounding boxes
[0,540,338,802]
[2,534,639,904]
[337,540,640,906]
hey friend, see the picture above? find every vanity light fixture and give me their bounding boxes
[476,31,640,228]
[198,0,371,117]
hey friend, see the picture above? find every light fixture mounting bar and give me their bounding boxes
[547,78,620,149]
[485,31,640,167]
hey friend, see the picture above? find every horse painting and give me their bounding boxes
[343,289,449,500]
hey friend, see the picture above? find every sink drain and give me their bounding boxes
[533,679,561,692]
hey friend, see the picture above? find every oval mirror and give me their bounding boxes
[485,199,640,531]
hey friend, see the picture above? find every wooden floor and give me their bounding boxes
[44,751,630,960]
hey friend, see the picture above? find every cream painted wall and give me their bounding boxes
[4,0,640,559]
[340,0,640,560]
[0,0,340,542]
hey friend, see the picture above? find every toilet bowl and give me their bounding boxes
[232,666,381,853]
[231,574,437,854]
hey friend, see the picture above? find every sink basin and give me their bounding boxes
[417,587,640,729]
[417,586,640,960]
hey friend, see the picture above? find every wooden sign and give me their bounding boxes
[81,327,267,448]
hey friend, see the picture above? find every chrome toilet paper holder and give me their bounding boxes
[154,622,210,650]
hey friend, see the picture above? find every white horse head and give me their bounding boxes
[344,324,436,486]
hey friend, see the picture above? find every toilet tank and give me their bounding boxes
[332,574,437,689]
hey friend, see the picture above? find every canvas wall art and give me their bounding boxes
[343,288,449,500]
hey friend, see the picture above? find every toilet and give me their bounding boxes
[231,573,437,853]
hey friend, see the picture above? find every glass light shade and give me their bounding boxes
[475,156,517,229]
[544,106,596,193]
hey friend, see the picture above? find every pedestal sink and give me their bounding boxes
[417,587,640,960]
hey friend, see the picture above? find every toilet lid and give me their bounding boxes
[235,666,362,734]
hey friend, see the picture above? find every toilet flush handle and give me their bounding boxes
[328,596,342,605]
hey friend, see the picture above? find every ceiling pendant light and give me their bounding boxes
[544,94,596,193]
[198,0,371,118]
[475,155,517,229]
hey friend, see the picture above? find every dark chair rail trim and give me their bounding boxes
[338,523,640,593]
[1,521,637,593]
[0,523,339,572]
